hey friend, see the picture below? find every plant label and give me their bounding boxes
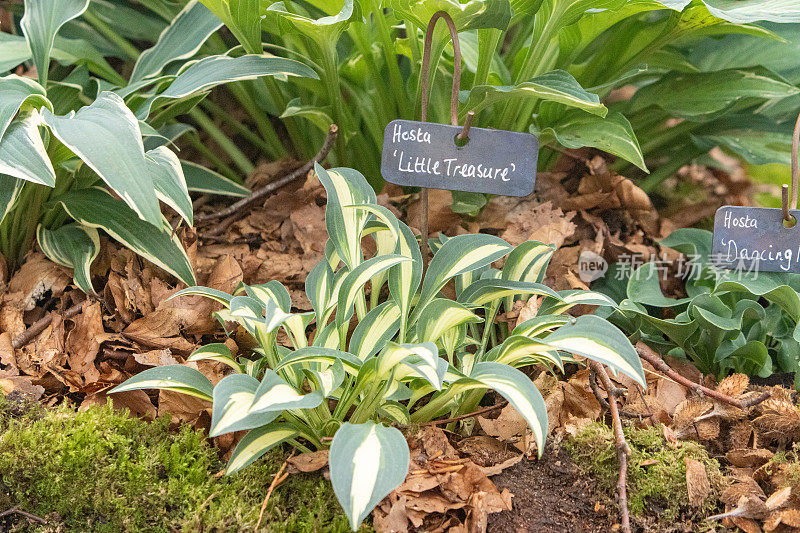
[381,119,538,196]
[712,206,800,273]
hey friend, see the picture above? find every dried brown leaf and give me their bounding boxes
[685,457,711,507]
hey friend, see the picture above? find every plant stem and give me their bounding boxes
[188,108,254,176]
[372,5,410,118]
[200,99,275,155]
[82,10,141,61]
[473,29,502,89]
[185,134,241,182]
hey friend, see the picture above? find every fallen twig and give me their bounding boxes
[197,124,338,226]
[636,342,771,409]
[11,301,84,349]
[421,401,508,426]
[255,453,293,532]
[588,360,632,533]
[588,369,646,420]
[0,505,47,524]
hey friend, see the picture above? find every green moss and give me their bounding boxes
[0,395,368,532]
[565,423,723,524]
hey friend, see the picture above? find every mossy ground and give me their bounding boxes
[0,394,367,532]
[565,423,724,526]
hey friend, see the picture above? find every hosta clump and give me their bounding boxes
[597,228,800,385]
[113,164,645,529]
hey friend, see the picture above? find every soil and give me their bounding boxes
[488,442,616,533]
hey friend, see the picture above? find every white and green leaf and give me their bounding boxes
[110,365,213,400]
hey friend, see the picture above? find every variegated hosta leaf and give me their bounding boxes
[59,187,196,286]
[0,113,56,187]
[315,164,377,270]
[329,422,410,531]
[20,0,90,85]
[512,315,570,337]
[543,315,646,387]
[457,279,561,307]
[249,370,324,414]
[416,298,483,345]
[42,92,164,226]
[210,374,279,437]
[378,401,411,425]
[228,295,270,346]
[415,234,513,321]
[458,362,548,456]
[36,223,99,295]
[303,358,345,398]
[226,423,299,474]
[378,342,442,389]
[389,221,423,334]
[180,160,249,197]
[501,240,555,311]
[135,54,319,118]
[349,301,401,360]
[187,343,241,372]
[306,258,335,324]
[275,346,363,376]
[281,312,314,350]
[335,254,410,329]
[313,321,341,349]
[169,285,232,306]
[364,220,398,307]
[130,1,223,82]
[0,175,23,224]
[0,74,50,141]
[146,146,193,226]
[492,335,563,370]
[266,0,355,49]
[239,280,292,312]
[537,289,617,315]
[395,357,449,391]
[110,365,213,400]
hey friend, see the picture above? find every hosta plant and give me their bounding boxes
[0,0,317,288]
[596,229,800,385]
[112,164,645,529]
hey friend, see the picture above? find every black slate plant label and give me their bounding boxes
[712,206,800,273]
[381,119,538,196]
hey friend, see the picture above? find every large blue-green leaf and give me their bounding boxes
[59,188,196,286]
[0,114,55,187]
[330,422,410,531]
[0,75,50,141]
[210,374,279,437]
[146,146,193,225]
[181,160,249,197]
[226,423,299,474]
[42,92,162,226]
[36,223,100,294]
[130,1,223,82]
[201,0,263,54]
[20,0,90,84]
[0,175,23,224]
[110,365,213,400]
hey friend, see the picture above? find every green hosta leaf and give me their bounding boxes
[275,346,363,375]
[391,0,512,32]
[631,68,800,119]
[0,175,23,224]
[59,188,196,286]
[627,263,691,307]
[181,160,249,197]
[187,343,241,372]
[136,54,319,118]
[378,342,443,389]
[540,110,647,172]
[147,146,192,226]
[349,301,402,360]
[36,223,99,295]
[316,164,377,270]
[416,234,512,319]
[336,254,409,329]
[379,401,411,425]
[201,0,263,54]
[545,315,646,387]
[226,423,299,474]
[416,299,483,344]
[282,98,335,134]
[0,75,50,141]
[538,289,617,315]
[210,374,278,437]
[493,335,563,369]
[0,114,56,187]
[130,1,223,82]
[21,0,90,85]
[715,273,800,321]
[512,315,570,337]
[465,70,606,117]
[110,365,213,400]
[693,115,794,166]
[329,422,410,531]
[698,0,800,23]
[461,362,548,456]
[42,92,162,225]
[267,0,356,49]
[458,279,560,307]
[170,286,232,306]
[249,370,324,414]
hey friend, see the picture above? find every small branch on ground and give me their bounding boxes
[196,124,339,226]
[421,401,508,426]
[12,301,84,349]
[636,342,771,409]
[588,360,632,533]
[255,452,293,532]
[0,505,47,524]
[588,369,646,421]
